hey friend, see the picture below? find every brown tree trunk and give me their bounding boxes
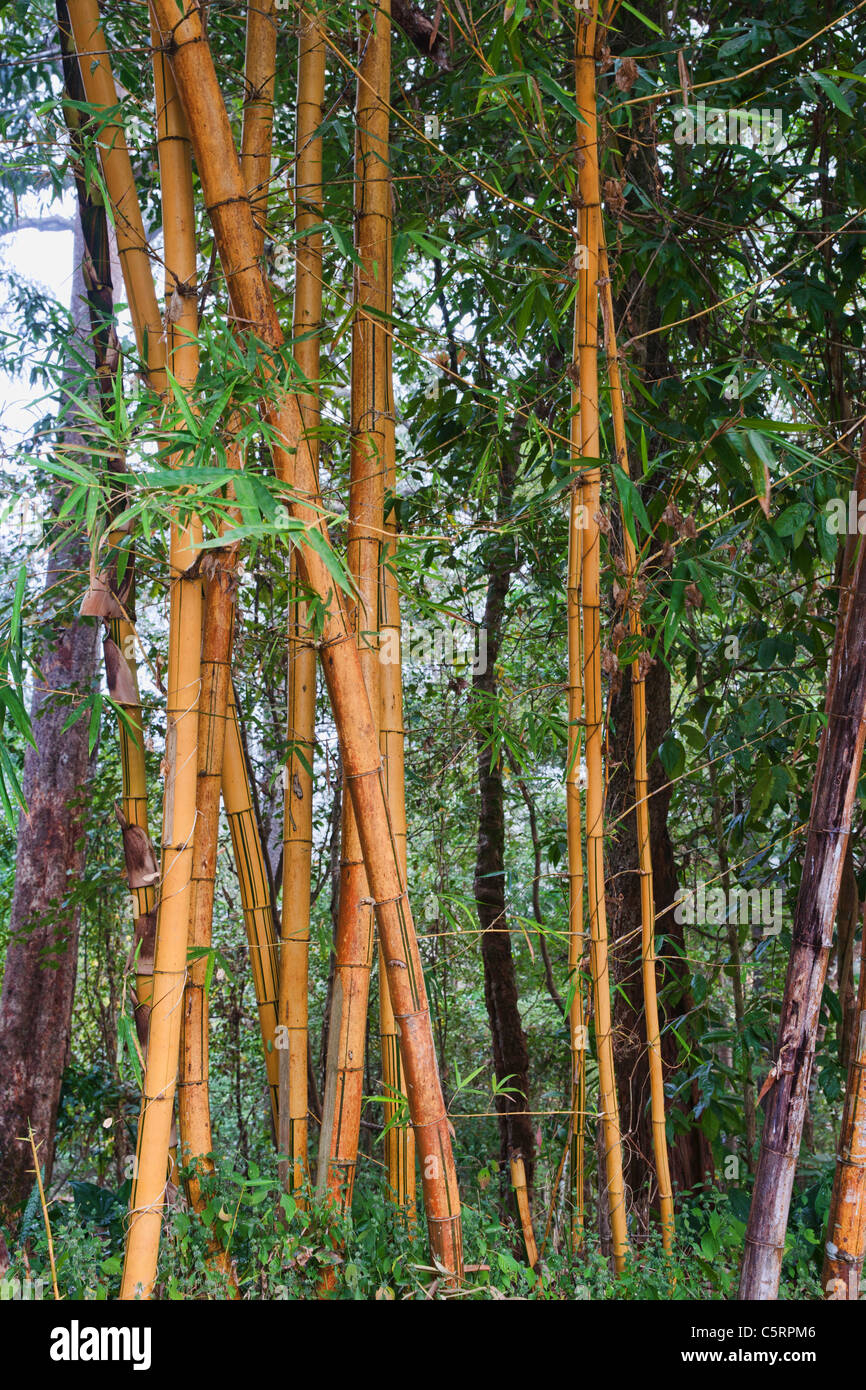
[0,215,101,1219]
[740,503,866,1300]
[472,438,534,1189]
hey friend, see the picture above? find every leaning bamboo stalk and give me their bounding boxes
[823,906,866,1298]
[318,0,391,1208]
[240,0,277,254]
[222,683,282,1128]
[510,1154,539,1270]
[739,528,866,1299]
[149,0,462,1278]
[65,0,165,394]
[57,4,161,1054]
[373,14,415,1213]
[574,0,627,1270]
[179,532,239,1211]
[118,14,203,1301]
[598,232,674,1249]
[379,468,416,1211]
[278,1,326,1199]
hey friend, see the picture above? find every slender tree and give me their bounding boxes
[0,218,101,1222]
[740,525,866,1299]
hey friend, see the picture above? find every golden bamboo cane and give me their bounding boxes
[118,12,204,1300]
[574,0,628,1270]
[598,231,674,1249]
[149,0,462,1278]
[379,446,416,1213]
[222,683,282,1129]
[240,0,277,255]
[278,1,326,1200]
[318,0,391,1209]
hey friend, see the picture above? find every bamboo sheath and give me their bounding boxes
[319,0,391,1210]
[574,0,628,1270]
[148,0,462,1275]
[278,3,325,1198]
[823,908,866,1298]
[598,233,674,1249]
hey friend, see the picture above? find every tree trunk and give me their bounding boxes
[0,216,101,1220]
[473,442,534,1189]
[739,502,866,1300]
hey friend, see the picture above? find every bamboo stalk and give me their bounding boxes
[318,0,394,1212]
[278,1,326,1200]
[65,0,165,394]
[148,0,462,1278]
[222,683,282,1128]
[574,0,628,1270]
[823,905,866,1298]
[240,0,277,256]
[598,231,674,1250]
[374,14,415,1215]
[510,1154,539,1270]
[379,456,416,1212]
[118,12,203,1301]
[567,281,586,1254]
[179,536,239,1211]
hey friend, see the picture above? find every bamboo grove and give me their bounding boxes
[1,0,866,1304]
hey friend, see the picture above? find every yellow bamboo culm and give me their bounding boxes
[277,1,326,1202]
[374,7,415,1213]
[566,197,587,1251]
[567,351,586,1252]
[149,0,462,1278]
[222,684,281,1130]
[318,0,391,1211]
[574,0,628,1271]
[510,1155,539,1270]
[598,230,674,1250]
[240,0,277,254]
[119,11,203,1300]
[66,0,165,395]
